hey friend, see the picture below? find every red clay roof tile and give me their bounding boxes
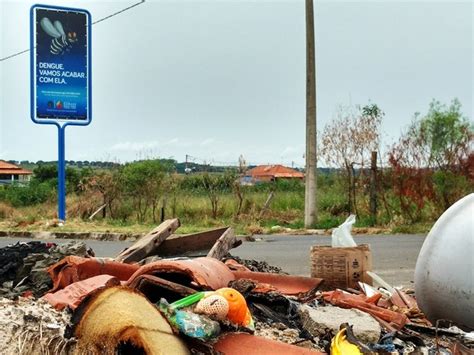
[0,160,32,175]
[246,165,304,179]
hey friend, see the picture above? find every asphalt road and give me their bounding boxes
[0,234,426,286]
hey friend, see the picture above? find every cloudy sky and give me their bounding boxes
[1,0,472,167]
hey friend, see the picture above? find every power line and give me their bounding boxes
[0,48,30,62]
[92,0,145,25]
[0,0,145,63]
[185,154,304,169]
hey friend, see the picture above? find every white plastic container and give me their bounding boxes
[414,193,474,329]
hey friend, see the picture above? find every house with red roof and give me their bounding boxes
[0,161,33,184]
[244,164,304,183]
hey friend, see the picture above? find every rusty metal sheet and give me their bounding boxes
[233,271,323,296]
[126,257,235,291]
[155,227,229,257]
[213,333,325,355]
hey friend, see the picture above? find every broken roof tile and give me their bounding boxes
[126,257,235,291]
[213,332,325,355]
[47,256,140,292]
[233,271,323,296]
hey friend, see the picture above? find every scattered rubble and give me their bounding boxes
[0,297,75,354]
[0,241,93,298]
[222,254,286,274]
[0,216,472,354]
[254,321,300,343]
[254,321,325,352]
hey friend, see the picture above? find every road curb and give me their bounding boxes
[0,230,142,242]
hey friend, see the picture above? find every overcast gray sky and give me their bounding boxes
[1,0,472,167]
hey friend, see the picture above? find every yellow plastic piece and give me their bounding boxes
[330,328,362,355]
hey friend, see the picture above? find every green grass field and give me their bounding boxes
[0,175,452,235]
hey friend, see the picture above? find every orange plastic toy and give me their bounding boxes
[215,287,252,326]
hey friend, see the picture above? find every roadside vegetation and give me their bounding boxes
[0,99,472,235]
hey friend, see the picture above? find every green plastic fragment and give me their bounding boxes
[169,292,206,310]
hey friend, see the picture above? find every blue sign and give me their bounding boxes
[30,4,92,221]
[31,4,91,124]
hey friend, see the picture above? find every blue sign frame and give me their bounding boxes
[30,4,92,221]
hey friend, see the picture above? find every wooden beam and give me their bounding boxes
[115,218,180,263]
[207,228,241,260]
[155,227,229,257]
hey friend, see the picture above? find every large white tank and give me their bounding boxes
[414,193,474,329]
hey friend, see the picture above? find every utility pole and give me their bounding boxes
[369,151,378,225]
[305,0,317,227]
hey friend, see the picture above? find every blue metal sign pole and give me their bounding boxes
[58,125,66,220]
[30,5,92,222]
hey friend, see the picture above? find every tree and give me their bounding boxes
[320,103,383,215]
[82,170,122,219]
[234,155,248,217]
[120,160,172,222]
[33,164,86,193]
[200,172,235,219]
[420,99,472,170]
[389,99,473,214]
[163,173,180,218]
[388,129,435,223]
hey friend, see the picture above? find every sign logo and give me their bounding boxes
[31,5,91,124]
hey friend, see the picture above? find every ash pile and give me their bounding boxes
[0,217,472,355]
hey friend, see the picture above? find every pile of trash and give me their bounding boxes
[0,212,472,354]
[0,240,93,299]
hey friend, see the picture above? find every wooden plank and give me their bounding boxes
[154,227,229,257]
[259,191,275,219]
[115,218,180,263]
[89,204,107,220]
[207,228,241,260]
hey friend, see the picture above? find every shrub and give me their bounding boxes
[0,202,14,219]
[0,181,54,207]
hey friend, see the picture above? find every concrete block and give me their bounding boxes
[298,304,381,343]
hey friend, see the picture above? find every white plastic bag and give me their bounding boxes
[331,214,357,247]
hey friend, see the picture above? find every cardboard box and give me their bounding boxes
[310,244,372,290]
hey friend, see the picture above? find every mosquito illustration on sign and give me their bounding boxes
[40,17,78,55]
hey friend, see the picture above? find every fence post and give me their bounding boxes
[370,151,378,225]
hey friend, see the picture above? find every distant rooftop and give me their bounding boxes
[246,164,304,179]
[0,160,33,175]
